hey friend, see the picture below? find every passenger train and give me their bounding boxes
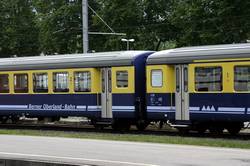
[1,43,250,135]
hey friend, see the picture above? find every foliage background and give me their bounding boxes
[0,0,250,57]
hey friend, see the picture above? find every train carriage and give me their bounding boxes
[0,51,153,129]
[146,43,250,134]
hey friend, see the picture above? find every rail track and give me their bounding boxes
[0,119,250,140]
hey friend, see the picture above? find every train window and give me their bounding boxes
[33,73,48,93]
[0,74,9,93]
[74,71,91,92]
[195,67,222,91]
[102,70,105,93]
[176,68,180,92]
[151,69,163,87]
[108,69,112,92]
[116,71,128,88]
[14,74,28,93]
[234,66,250,91]
[53,72,69,92]
[184,67,188,92]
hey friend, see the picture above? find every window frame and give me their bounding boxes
[234,65,250,92]
[33,72,49,93]
[14,73,29,93]
[116,70,129,88]
[74,71,91,93]
[194,66,223,92]
[0,74,10,94]
[53,72,69,93]
[151,69,163,88]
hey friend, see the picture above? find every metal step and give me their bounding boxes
[95,118,112,125]
[170,120,191,128]
[171,124,189,128]
[96,121,112,125]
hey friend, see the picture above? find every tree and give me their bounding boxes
[0,0,39,57]
[171,0,250,47]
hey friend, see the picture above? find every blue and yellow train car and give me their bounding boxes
[0,51,153,129]
[146,43,250,135]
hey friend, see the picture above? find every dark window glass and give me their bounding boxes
[108,70,112,92]
[0,74,9,93]
[116,71,128,88]
[102,70,105,93]
[234,66,250,91]
[53,72,69,92]
[74,71,91,92]
[184,67,188,92]
[14,74,28,93]
[176,68,180,92]
[33,73,48,93]
[195,67,222,91]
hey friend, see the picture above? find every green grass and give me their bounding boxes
[0,129,250,149]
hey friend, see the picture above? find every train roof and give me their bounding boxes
[0,51,153,71]
[147,43,250,64]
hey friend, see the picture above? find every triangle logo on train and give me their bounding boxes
[201,105,216,111]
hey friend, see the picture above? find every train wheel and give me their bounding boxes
[0,117,8,124]
[136,121,148,131]
[195,123,208,134]
[227,127,241,136]
[226,123,242,136]
[11,116,20,124]
[209,126,224,135]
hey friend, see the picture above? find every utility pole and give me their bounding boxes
[82,0,88,53]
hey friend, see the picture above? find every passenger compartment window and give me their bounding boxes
[14,74,29,93]
[195,67,222,91]
[0,74,9,93]
[116,71,128,88]
[151,69,163,87]
[33,73,48,93]
[53,72,69,92]
[74,71,91,92]
[234,66,250,91]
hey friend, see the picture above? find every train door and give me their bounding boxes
[175,65,189,122]
[101,68,113,119]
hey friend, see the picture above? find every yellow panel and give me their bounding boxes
[9,73,14,94]
[146,65,175,93]
[112,66,135,94]
[189,62,234,93]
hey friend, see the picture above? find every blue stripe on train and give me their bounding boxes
[0,94,101,118]
[112,94,136,118]
[0,94,137,118]
[146,93,250,121]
